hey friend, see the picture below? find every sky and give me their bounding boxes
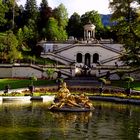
[17,0,111,17]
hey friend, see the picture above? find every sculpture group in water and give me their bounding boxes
[49,82,94,112]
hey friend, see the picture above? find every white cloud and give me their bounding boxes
[18,0,111,16]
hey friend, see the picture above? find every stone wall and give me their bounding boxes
[0,67,12,77]
[0,65,43,78]
[0,64,70,79]
[12,66,42,78]
[58,45,119,65]
[0,64,140,80]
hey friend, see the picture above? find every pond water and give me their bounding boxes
[0,101,140,140]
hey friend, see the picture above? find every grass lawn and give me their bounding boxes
[111,80,140,91]
[0,78,56,90]
[0,78,140,92]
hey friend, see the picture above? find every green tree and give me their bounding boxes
[24,0,38,21]
[24,0,38,35]
[46,68,55,79]
[109,0,140,66]
[53,3,68,29]
[0,35,7,62]
[29,75,37,85]
[98,77,107,94]
[58,26,67,40]
[0,31,22,63]
[45,17,67,41]
[67,12,83,39]
[0,2,7,30]
[124,76,134,96]
[24,0,39,52]
[38,0,52,39]
[2,0,20,31]
[16,25,36,48]
[81,10,104,37]
[124,76,134,89]
[45,17,59,41]
[14,5,25,30]
[99,26,112,39]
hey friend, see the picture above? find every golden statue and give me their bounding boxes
[49,82,94,111]
[57,82,70,99]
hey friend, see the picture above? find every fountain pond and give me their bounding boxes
[0,100,140,140]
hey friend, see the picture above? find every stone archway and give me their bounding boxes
[76,53,82,63]
[85,53,91,67]
[93,53,99,63]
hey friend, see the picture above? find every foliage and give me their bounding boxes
[38,0,52,39]
[2,0,21,31]
[99,26,113,39]
[46,68,55,79]
[67,12,83,39]
[0,30,22,63]
[109,0,140,66]
[98,77,107,91]
[24,0,38,21]
[24,0,38,50]
[16,25,36,49]
[45,17,67,41]
[116,70,125,80]
[0,2,7,30]
[124,76,134,89]
[29,75,37,86]
[45,17,59,41]
[53,3,68,28]
[99,77,107,85]
[81,10,104,31]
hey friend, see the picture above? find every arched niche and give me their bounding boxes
[93,53,99,63]
[76,53,82,63]
[85,53,91,67]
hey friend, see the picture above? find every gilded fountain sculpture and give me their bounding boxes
[49,82,94,111]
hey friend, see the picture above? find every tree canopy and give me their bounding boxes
[67,12,83,39]
[53,3,68,28]
[0,2,7,30]
[109,0,140,66]
[0,31,22,63]
[81,10,104,30]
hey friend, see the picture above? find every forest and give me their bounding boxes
[0,0,140,66]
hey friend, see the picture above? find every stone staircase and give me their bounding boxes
[100,55,120,65]
[53,43,77,54]
[41,52,75,65]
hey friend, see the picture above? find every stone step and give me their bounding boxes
[69,76,98,80]
[65,79,100,86]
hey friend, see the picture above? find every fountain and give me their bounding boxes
[49,82,94,112]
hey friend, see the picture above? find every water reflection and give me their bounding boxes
[49,111,93,139]
[0,101,140,140]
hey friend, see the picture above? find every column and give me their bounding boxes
[93,29,95,38]
[86,30,88,39]
[88,31,90,39]
[91,30,94,38]
[84,30,86,39]
[82,54,84,63]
